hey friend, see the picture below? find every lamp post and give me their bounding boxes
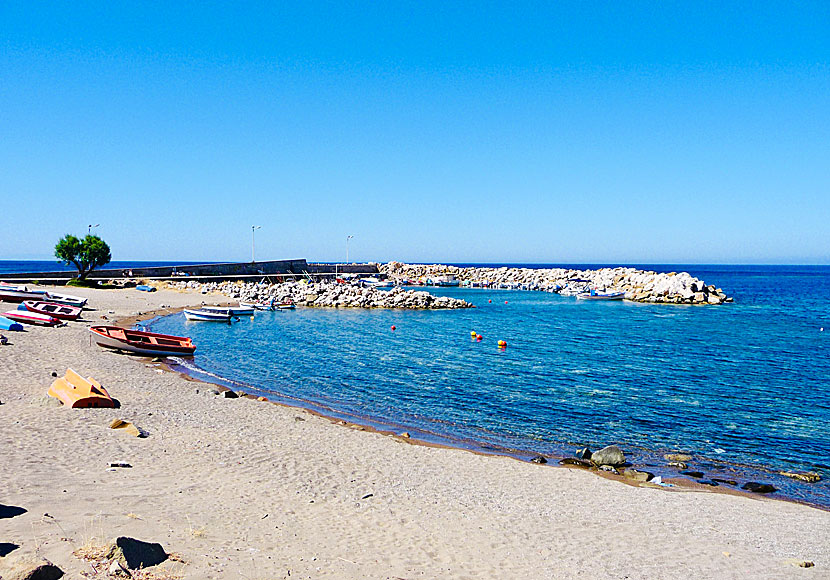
[346,235,354,263]
[88,223,100,236]
[251,225,261,263]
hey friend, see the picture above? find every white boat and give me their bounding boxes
[576,290,626,301]
[184,308,234,321]
[43,292,87,307]
[3,309,61,326]
[0,285,45,303]
[361,277,394,288]
[202,305,255,316]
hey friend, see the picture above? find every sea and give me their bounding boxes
[4,261,829,507]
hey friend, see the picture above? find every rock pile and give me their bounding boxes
[163,279,473,310]
[380,262,732,305]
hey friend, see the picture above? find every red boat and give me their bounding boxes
[3,309,60,326]
[89,326,196,356]
[23,301,82,321]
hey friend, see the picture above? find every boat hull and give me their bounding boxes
[184,309,232,321]
[22,301,82,320]
[89,326,196,356]
[0,316,24,331]
[576,292,626,301]
[3,310,60,326]
[202,305,255,316]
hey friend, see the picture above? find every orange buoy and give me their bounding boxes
[498,340,507,348]
[476,334,483,341]
[488,299,492,303]
[504,300,508,304]
[391,325,396,331]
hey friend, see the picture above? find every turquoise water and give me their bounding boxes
[148,265,830,507]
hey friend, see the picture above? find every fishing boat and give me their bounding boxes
[43,292,87,307]
[275,301,296,310]
[202,305,255,316]
[184,308,234,322]
[89,325,196,356]
[576,290,626,301]
[0,316,24,331]
[3,309,61,326]
[0,285,45,302]
[360,277,394,288]
[22,301,82,321]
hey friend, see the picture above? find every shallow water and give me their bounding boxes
[149,265,830,508]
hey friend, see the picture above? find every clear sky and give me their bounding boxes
[2,2,828,264]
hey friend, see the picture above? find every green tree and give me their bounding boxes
[54,234,112,280]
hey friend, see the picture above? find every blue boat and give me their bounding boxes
[0,315,24,331]
[136,285,157,292]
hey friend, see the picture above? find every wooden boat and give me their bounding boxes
[43,292,87,307]
[576,290,626,301]
[3,309,60,326]
[48,368,115,408]
[89,325,196,356]
[0,315,24,331]
[184,308,233,321]
[202,305,255,316]
[22,301,82,320]
[0,284,45,302]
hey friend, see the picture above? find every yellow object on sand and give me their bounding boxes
[109,418,143,437]
[48,369,115,408]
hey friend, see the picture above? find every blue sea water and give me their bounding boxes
[143,264,827,507]
[0,260,188,275]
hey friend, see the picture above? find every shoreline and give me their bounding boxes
[2,285,828,578]
[132,299,828,513]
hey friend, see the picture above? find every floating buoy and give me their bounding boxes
[476,334,483,341]
[488,299,492,303]
[504,300,508,304]
[498,340,507,348]
[471,331,477,337]
[391,325,396,331]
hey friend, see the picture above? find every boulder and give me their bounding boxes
[105,536,168,569]
[0,555,64,580]
[623,469,654,482]
[558,458,592,468]
[590,445,626,467]
[529,455,547,464]
[575,447,592,460]
[742,482,777,494]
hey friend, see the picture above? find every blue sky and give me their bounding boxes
[2,2,828,264]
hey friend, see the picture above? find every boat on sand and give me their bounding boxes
[3,309,61,326]
[89,325,196,356]
[22,301,82,320]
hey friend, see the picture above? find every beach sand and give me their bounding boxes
[1,286,827,579]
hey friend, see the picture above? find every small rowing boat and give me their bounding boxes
[3,309,61,326]
[202,305,255,316]
[184,308,234,322]
[22,301,82,320]
[43,292,87,307]
[0,284,45,302]
[576,290,626,301]
[89,325,196,356]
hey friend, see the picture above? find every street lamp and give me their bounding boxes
[346,235,354,263]
[251,225,261,263]
[88,223,100,235]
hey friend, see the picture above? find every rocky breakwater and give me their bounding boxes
[380,262,732,305]
[163,279,473,310]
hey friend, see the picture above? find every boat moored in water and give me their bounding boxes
[202,305,255,316]
[184,308,234,322]
[89,325,196,356]
[576,290,626,301]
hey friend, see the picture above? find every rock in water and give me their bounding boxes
[529,455,547,464]
[742,482,777,494]
[105,536,168,569]
[623,469,654,482]
[591,445,626,467]
[0,555,64,580]
[575,447,592,460]
[559,458,592,468]
[664,453,693,462]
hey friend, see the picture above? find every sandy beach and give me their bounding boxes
[1,286,828,579]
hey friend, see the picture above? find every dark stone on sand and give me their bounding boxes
[590,445,625,467]
[623,469,654,482]
[742,482,777,494]
[559,458,592,468]
[105,536,168,569]
[530,455,547,464]
[0,555,64,580]
[221,390,238,399]
[697,480,720,486]
[575,447,592,460]
[712,478,738,486]
[681,471,705,479]
[51,371,58,377]
[598,465,619,474]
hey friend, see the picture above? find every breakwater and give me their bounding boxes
[381,262,732,304]
[166,279,473,309]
